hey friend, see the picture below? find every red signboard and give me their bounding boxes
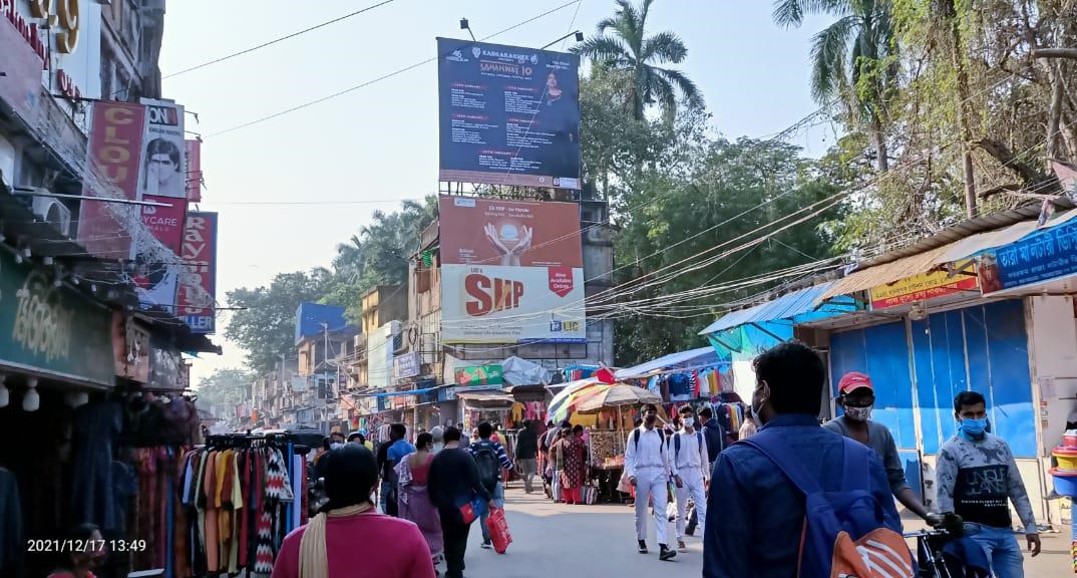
[78,101,147,260]
[139,195,187,252]
[177,212,217,333]
[438,196,582,268]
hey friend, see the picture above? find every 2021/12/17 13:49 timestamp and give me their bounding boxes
[27,539,148,553]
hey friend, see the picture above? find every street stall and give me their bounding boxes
[575,384,662,502]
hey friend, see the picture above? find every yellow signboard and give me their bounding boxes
[869,260,979,309]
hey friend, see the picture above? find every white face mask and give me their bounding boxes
[330,442,345,450]
[844,405,873,422]
[682,417,695,428]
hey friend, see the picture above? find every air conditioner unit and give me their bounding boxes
[31,195,72,237]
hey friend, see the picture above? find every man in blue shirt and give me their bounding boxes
[703,342,901,578]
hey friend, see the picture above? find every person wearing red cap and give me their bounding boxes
[824,371,940,525]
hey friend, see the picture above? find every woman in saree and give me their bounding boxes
[396,432,444,569]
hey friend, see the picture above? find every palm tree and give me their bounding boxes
[573,0,702,120]
[773,0,896,172]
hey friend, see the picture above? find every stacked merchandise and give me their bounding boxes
[1049,427,1077,571]
[177,435,308,578]
[587,431,625,469]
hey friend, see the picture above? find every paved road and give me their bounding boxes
[457,486,1072,578]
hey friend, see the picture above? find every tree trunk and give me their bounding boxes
[1032,48,1077,60]
[871,114,890,173]
[1046,61,1065,160]
[946,3,978,217]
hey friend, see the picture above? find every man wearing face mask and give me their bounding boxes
[703,342,902,578]
[624,403,676,561]
[936,391,1040,578]
[670,405,709,552]
[823,372,939,525]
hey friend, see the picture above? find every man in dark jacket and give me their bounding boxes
[686,406,725,536]
[514,420,539,493]
[429,427,492,578]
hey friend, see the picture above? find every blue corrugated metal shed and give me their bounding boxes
[295,302,348,345]
[615,347,723,379]
[699,281,855,335]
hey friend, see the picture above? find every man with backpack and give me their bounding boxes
[669,405,709,552]
[624,403,676,561]
[467,421,514,550]
[704,342,910,578]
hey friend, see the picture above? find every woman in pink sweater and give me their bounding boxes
[271,445,436,578]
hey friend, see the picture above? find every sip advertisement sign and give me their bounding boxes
[438,195,586,344]
[441,265,586,344]
[437,38,581,189]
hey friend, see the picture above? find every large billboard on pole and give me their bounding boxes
[437,38,581,189]
[438,195,585,344]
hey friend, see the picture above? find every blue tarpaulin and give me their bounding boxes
[699,281,856,336]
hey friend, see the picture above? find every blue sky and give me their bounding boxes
[161,0,837,380]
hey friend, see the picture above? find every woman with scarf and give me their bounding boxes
[550,422,588,505]
[395,433,444,570]
[271,444,436,578]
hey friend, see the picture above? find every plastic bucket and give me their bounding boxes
[1052,447,1077,471]
[1050,468,1077,498]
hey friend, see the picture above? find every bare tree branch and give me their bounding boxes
[1032,48,1077,60]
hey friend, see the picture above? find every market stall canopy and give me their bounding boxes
[700,281,855,336]
[548,380,605,423]
[575,384,661,414]
[615,347,720,380]
[454,389,515,407]
[817,245,960,302]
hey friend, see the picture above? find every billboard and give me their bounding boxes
[132,194,187,310]
[176,212,218,333]
[138,98,186,199]
[78,101,147,260]
[979,220,1077,296]
[441,265,586,343]
[437,38,580,189]
[438,196,582,267]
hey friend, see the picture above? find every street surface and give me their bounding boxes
[459,485,1072,578]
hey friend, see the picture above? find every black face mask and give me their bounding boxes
[644,415,657,425]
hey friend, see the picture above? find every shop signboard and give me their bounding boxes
[78,101,147,261]
[979,220,1077,295]
[454,364,503,387]
[0,250,114,386]
[177,212,218,333]
[437,38,580,189]
[0,2,45,124]
[148,338,186,391]
[133,194,187,312]
[393,351,421,380]
[868,259,979,309]
[111,312,149,383]
[437,386,456,402]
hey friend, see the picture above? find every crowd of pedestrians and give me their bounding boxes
[267,341,1045,578]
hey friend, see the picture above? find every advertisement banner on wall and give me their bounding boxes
[393,351,422,380]
[78,101,147,260]
[132,194,187,311]
[979,220,1077,295]
[0,5,46,124]
[138,98,186,199]
[438,196,582,267]
[176,211,218,333]
[868,260,979,309]
[441,264,586,343]
[437,38,581,189]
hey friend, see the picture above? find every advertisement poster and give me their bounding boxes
[78,101,147,260]
[868,260,978,309]
[979,220,1077,295]
[176,211,218,333]
[131,194,187,311]
[0,7,46,125]
[437,38,580,189]
[441,264,586,343]
[454,364,504,387]
[138,98,186,199]
[438,196,582,266]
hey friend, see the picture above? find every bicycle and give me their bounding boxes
[904,528,956,578]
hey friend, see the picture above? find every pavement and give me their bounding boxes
[459,485,1074,578]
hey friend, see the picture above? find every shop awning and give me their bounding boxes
[454,390,515,406]
[356,386,440,398]
[818,244,959,301]
[701,281,852,335]
[615,347,721,379]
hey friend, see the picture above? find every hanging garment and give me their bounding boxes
[0,468,22,578]
[70,401,123,530]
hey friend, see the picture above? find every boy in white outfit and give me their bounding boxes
[624,403,677,561]
[670,405,709,552]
